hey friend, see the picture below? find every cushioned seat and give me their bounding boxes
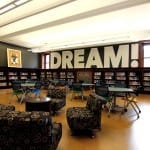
[0,104,15,111]
[0,111,62,150]
[66,93,104,137]
[52,122,62,149]
[67,107,99,130]
[47,87,66,115]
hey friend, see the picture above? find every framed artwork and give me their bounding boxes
[7,49,22,68]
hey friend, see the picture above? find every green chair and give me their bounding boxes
[114,81,127,98]
[9,80,24,104]
[71,83,83,100]
[95,84,113,117]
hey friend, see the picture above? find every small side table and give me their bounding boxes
[25,97,51,112]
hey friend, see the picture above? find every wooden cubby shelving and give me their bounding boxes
[0,67,149,94]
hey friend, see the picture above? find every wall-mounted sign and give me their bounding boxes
[50,43,139,69]
[7,48,22,68]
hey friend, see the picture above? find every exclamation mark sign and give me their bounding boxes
[131,43,139,67]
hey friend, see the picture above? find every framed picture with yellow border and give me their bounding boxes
[7,49,22,68]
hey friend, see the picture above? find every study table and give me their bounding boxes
[82,83,95,87]
[21,83,35,87]
[108,87,134,93]
[108,87,134,102]
[108,86,134,106]
[108,87,141,118]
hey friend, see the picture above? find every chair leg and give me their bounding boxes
[81,94,84,101]
[107,102,113,117]
[132,101,141,113]
[129,102,140,118]
[20,93,26,104]
[124,96,141,118]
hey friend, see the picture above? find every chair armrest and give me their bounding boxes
[90,93,108,104]
[51,122,62,149]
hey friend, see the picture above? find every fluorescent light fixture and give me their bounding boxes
[14,0,30,6]
[0,4,15,14]
[0,0,31,15]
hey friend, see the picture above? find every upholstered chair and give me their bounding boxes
[66,93,104,137]
[0,111,62,150]
[47,87,66,115]
[0,104,15,111]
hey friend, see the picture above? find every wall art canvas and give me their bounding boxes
[7,49,22,68]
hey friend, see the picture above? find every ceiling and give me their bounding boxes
[0,0,150,53]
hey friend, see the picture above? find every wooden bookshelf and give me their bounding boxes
[0,67,149,94]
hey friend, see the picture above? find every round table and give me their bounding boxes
[25,97,51,112]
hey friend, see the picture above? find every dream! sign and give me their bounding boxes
[50,43,139,69]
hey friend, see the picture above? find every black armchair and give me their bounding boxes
[66,93,104,137]
[0,104,15,111]
[47,87,66,115]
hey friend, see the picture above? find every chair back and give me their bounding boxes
[86,93,102,115]
[95,80,106,86]
[58,80,66,86]
[134,86,143,96]
[72,83,82,92]
[66,80,73,88]
[48,88,66,98]
[95,84,109,97]
[12,80,22,91]
[35,81,42,89]
[115,81,126,88]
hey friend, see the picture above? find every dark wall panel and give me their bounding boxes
[0,44,8,67]
[21,50,39,68]
[0,42,40,68]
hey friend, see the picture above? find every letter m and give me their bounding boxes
[104,45,129,68]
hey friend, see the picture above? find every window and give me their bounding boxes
[45,54,49,69]
[41,53,50,69]
[144,44,150,67]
